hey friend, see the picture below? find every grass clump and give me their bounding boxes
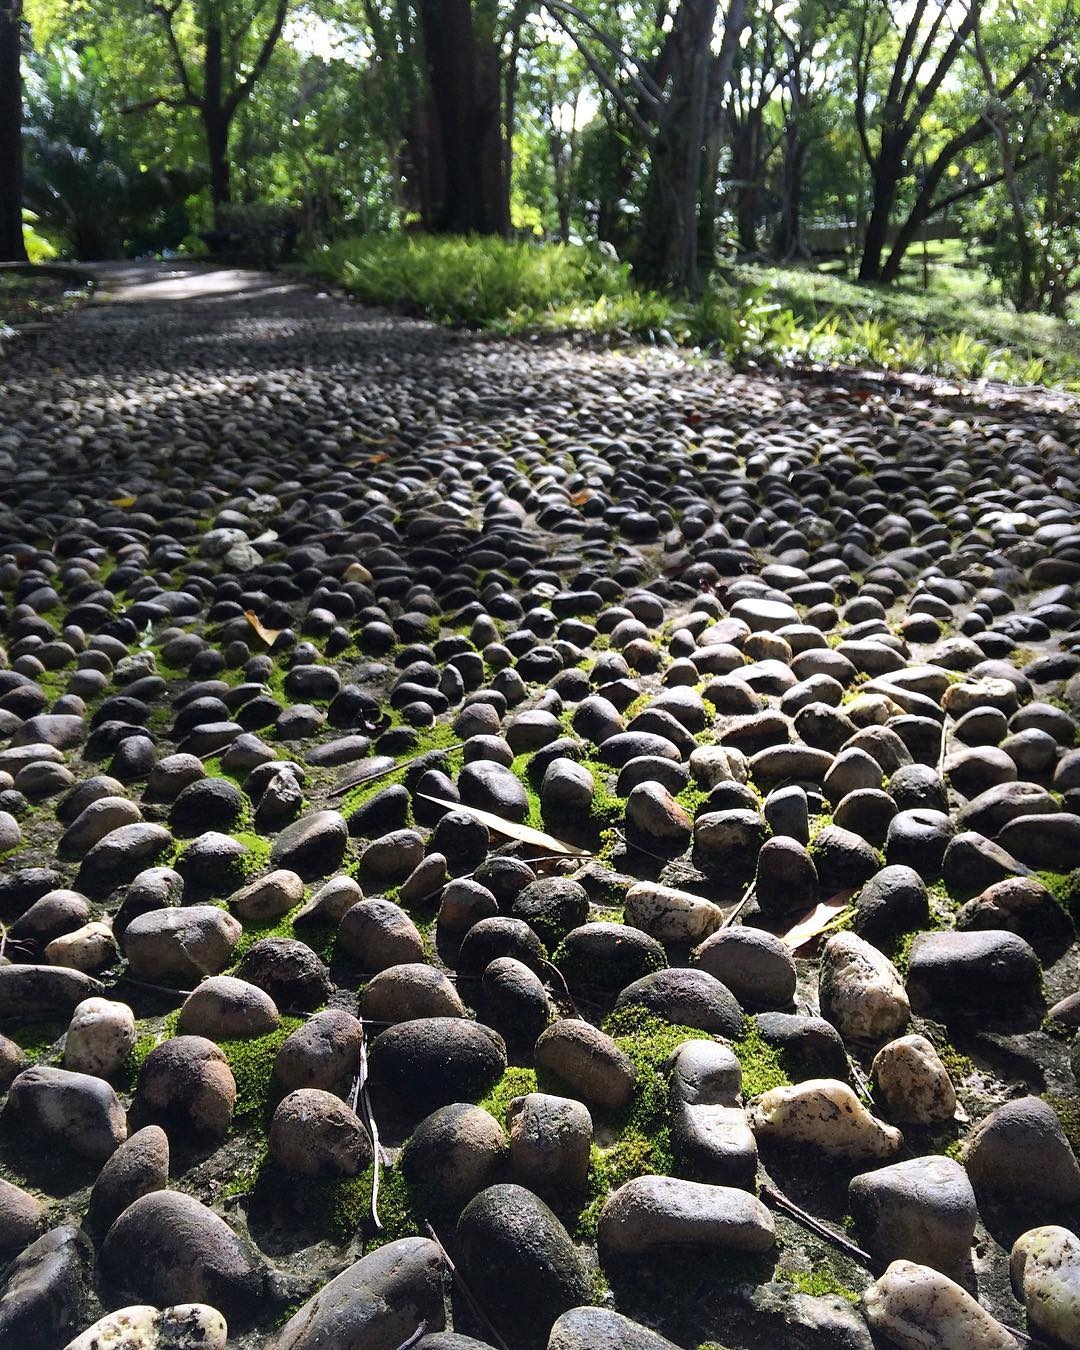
[729,1022,791,1099]
[307,235,655,334]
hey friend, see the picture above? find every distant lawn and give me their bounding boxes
[306,234,1080,391]
[735,253,1080,381]
[0,267,93,333]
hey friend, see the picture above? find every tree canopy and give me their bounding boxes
[1,0,1077,316]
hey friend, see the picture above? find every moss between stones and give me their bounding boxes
[476,1065,539,1125]
[509,753,544,830]
[230,831,273,882]
[6,1018,66,1064]
[577,759,626,833]
[1037,869,1080,922]
[777,1265,860,1304]
[729,1022,791,1099]
[1044,1093,1080,1157]
[219,1015,304,1122]
[603,1006,714,1137]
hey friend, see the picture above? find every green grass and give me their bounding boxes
[307,235,1080,390]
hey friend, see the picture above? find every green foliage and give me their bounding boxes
[306,235,653,332]
[309,239,1080,390]
[729,1022,791,1099]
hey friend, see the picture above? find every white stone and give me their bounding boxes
[862,1259,1015,1349]
[871,1035,956,1124]
[624,881,725,943]
[820,931,910,1043]
[1011,1225,1080,1349]
[46,921,118,973]
[63,1302,228,1349]
[748,1079,903,1162]
[63,997,136,1078]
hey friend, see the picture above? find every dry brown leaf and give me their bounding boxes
[109,495,136,508]
[779,891,856,950]
[244,610,282,647]
[418,795,590,857]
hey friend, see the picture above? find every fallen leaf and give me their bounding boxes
[109,495,136,508]
[570,490,593,505]
[418,795,590,857]
[779,891,856,950]
[244,610,282,647]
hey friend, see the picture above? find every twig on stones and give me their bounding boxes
[350,1024,383,1230]
[937,715,949,775]
[759,1185,880,1271]
[326,746,465,800]
[537,956,583,1020]
[719,879,756,930]
[393,1324,429,1350]
[113,975,194,998]
[423,1221,511,1350]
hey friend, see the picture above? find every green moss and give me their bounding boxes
[1044,1094,1080,1156]
[674,782,711,817]
[219,1016,304,1121]
[124,1031,161,1083]
[778,1265,860,1304]
[1036,870,1080,921]
[943,1137,966,1162]
[603,1007,713,1137]
[932,1038,977,1083]
[230,831,273,881]
[509,753,544,829]
[579,758,626,832]
[339,725,464,821]
[576,1131,665,1239]
[807,813,833,844]
[6,1019,66,1063]
[729,1022,792,1099]
[476,1066,538,1125]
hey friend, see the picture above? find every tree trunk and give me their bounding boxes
[0,0,27,262]
[202,21,231,226]
[858,140,903,281]
[634,0,719,293]
[417,0,505,234]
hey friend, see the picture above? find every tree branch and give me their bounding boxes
[150,0,198,104]
[121,93,198,113]
[226,0,289,115]
[545,8,655,138]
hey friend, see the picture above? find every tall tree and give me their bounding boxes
[415,0,510,233]
[0,0,28,260]
[851,0,1069,282]
[107,0,291,226]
